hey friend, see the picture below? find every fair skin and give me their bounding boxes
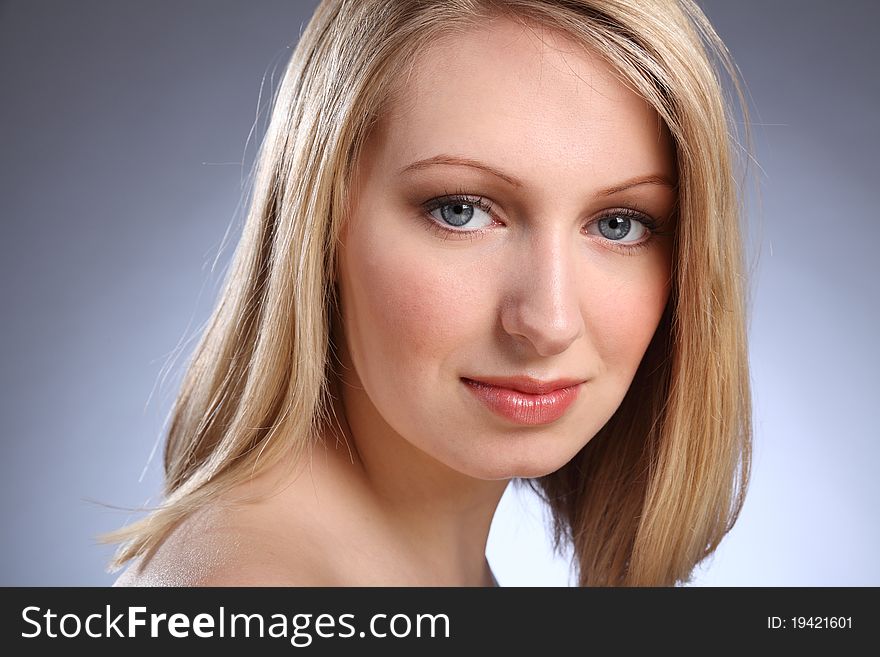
[115,16,675,587]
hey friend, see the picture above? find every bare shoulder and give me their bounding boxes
[112,499,337,587]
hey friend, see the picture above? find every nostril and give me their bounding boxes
[500,292,584,355]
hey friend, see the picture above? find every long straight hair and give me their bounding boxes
[102,0,753,586]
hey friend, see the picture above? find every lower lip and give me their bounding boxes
[462,378,581,426]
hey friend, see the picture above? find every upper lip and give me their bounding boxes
[462,375,586,394]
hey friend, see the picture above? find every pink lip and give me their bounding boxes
[462,377,583,426]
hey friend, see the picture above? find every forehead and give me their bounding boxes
[371,16,673,191]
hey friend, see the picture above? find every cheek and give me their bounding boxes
[340,227,483,382]
[588,249,671,381]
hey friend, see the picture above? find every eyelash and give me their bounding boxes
[420,188,669,255]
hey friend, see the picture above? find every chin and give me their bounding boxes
[449,448,577,481]
[499,461,569,480]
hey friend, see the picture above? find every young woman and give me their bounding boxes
[107,0,753,587]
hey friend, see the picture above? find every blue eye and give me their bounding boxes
[585,208,665,254]
[424,195,496,231]
[589,213,651,243]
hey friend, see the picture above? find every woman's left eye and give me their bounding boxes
[585,212,652,243]
[423,195,496,231]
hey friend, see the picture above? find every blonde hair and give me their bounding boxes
[102,0,753,586]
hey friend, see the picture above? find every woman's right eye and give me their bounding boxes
[424,195,497,231]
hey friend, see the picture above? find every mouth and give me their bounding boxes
[461,376,584,426]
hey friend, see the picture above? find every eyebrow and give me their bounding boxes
[398,154,676,196]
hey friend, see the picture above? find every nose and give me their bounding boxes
[500,231,585,357]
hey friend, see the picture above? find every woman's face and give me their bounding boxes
[334,17,676,480]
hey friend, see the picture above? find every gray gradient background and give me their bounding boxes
[1,0,877,586]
